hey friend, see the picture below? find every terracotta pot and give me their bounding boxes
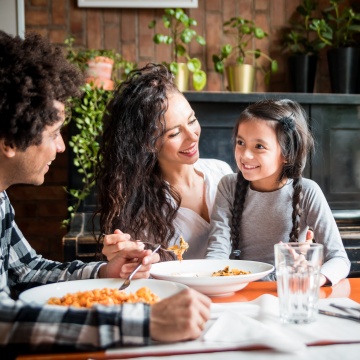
[85,56,114,80]
[85,76,114,91]
[225,64,255,92]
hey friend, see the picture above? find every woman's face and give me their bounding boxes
[157,92,201,168]
[235,118,286,192]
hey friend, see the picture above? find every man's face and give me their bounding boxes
[11,100,66,186]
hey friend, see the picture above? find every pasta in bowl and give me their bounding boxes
[19,278,188,306]
[150,259,274,296]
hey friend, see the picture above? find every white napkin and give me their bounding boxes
[204,311,306,352]
[205,295,305,353]
[204,294,360,351]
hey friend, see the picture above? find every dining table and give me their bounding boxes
[16,278,360,360]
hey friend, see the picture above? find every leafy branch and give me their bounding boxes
[62,84,114,227]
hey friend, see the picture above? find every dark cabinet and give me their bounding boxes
[310,104,360,210]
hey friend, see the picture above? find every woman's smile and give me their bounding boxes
[179,143,198,157]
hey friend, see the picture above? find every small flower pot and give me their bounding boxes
[85,77,114,91]
[327,47,360,94]
[225,64,255,93]
[85,56,114,80]
[288,54,318,93]
[174,63,189,92]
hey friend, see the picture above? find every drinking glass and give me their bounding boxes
[274,242,324,324]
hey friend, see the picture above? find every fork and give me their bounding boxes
[102,233,172,252]
[130,239,173,251]
[330,303,360,314]
[119,244,161,291]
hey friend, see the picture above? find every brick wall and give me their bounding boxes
[7,0,352,261]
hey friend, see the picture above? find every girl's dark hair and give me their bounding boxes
[0,31,83,150]
[96,63,182,260]
[231,99,314,253]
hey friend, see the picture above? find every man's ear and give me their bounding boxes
[0,139,16,158]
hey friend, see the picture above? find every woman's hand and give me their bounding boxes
[99,229,160,279]
[102,229,143,261]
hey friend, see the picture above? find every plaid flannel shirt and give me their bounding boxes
[0,191,150,357]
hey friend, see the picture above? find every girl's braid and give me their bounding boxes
[289,177,303,242]
[230,172,249,258]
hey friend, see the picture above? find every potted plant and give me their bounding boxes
[62,37,136,226]
[310,0,360,93]
[212,16,278,92]
[62,84,114,226]
[282,0,322,92]
[64,36,136,90]
[148,8,207,91]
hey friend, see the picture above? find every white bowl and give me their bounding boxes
[150,259,274,296]
[19,278,188,306]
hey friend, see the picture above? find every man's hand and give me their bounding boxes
[150,288,211,342]
[99,230,160,279]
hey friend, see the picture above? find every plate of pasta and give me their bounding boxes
[150,259,274,296]
[19,278,188,307]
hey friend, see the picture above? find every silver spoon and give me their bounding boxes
[119,244,161,291]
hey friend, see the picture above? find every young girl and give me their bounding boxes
[206,99,350,286]
[97,64,232,261]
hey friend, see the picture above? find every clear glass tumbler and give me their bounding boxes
[274,242,324,324]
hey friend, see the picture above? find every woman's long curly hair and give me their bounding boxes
[0,31,83,150]
[96,64,182,260]
[231,99,315,255]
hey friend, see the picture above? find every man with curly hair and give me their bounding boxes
[0,31,210,358]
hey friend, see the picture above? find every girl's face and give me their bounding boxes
[157,92,201,168]
[235,119,286,192]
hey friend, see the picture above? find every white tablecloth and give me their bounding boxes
[107,295,360,359]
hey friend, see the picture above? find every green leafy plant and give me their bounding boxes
[282,0,322,55]
[212,17,278,84]
[309,0,360,48]
[64,36,136,84]
[62,37,137,226]
[148,8,207,90]
[62,84,114,227]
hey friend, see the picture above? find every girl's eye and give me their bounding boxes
[236,139,244,146]
[189,118,198,125]
[255,144,265,149]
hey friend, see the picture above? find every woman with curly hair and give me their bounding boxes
[206,99,350,286]
[0,32,211,358]
[98,64,232,261]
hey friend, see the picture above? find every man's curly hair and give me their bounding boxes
[0,31,83,150]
